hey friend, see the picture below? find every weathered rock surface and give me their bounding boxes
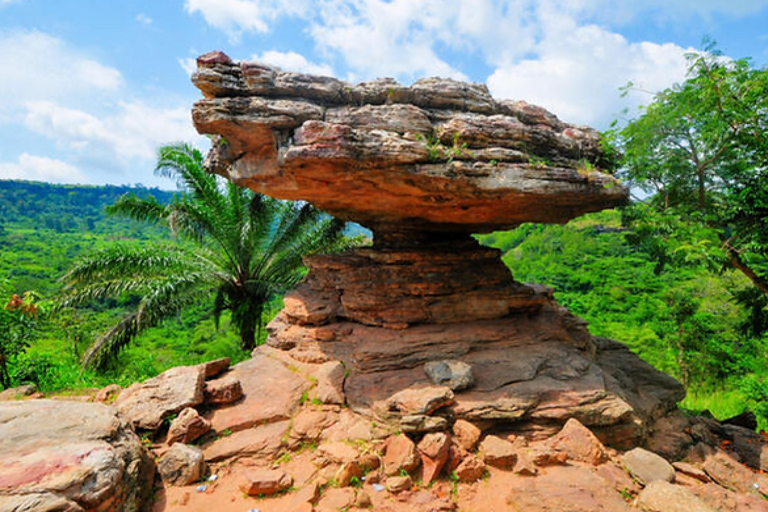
[191,52,626,233]
[206,350,308,433]
[167,407,211,445]
[157,443,205,486]
[0,399,154,512]
[505,465,631,511]
[114,365,205,430]
[622,447,676,485]
[239,469,293,496]
[636,481,715,512]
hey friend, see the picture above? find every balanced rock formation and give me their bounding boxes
[190,51,681,447]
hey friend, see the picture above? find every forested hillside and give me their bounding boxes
[2,178,767,428]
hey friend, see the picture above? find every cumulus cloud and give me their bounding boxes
[0,153,86,183]
[488,23,691,127]
[184,0,309,42]
[0,30,122,107]
[252,50,334,76]
[23,100,199,162]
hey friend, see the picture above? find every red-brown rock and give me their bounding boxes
[203,375,243,405]
[418,432,451,484]
[114,365,205,430]
[383,434,420,476]
[239,469,293,496]
[549,418,609,465]
[455,455,487,482]
[452,419,482,452]
[167,407,211,445]
[479,435,517,469]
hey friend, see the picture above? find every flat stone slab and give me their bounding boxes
[207,349,310,433]
[203,420,290,462]
[114,365,205,430]
[191,51,627,233]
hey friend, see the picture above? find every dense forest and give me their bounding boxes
[2,178,766,427]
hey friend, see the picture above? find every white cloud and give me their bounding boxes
[23,100,199,162]
[184,0,309,42]
[0,30,122,107]
[487,23,690,127]
[179,57,198,77]
[0,153,86,183]
[252,50,334,76]
[136,13,153,25]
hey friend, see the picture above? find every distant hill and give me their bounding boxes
[0,180,176,233]
[0,180,176,294]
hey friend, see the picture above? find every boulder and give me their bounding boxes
[636,481,716,512]
[167,407,211,445]
[93,384,121,403]
[114,365,205,430]
[417,432,451,484]
[0,384,37,401]
[239,469,293,496]
[549,418,609,465]
[157,443,206,486]
[424,360,475,391]
[203,419,289,463]
[479,435,517,469]
[622,447,676,485]
[203,375,243,405]
[383,434,420,476]
[702,451,768,496]
[453,419,482,452]
[311,360,346,405]
[455,455,487,482]
[198,357,230,379]
[386,475,412,493]
[0,399,154,512]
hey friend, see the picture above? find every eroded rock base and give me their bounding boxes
[265,238,684,449]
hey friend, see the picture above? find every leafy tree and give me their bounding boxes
[615,44,768,294]
[61,143,356,370]
[0,287,41,389]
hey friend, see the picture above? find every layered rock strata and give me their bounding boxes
[191,51,682,447]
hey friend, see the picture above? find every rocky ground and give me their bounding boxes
[2,349,768,512]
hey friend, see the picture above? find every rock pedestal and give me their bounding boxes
[191,51,684,447]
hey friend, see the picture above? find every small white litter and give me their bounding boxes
[195,484,208,492]
[372,483,385,492]
[208,474,218,482]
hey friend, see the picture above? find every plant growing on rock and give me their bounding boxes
[61,143,358,370]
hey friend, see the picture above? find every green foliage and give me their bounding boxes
[480,209,768,423]
[61,143,359,370]
[0,286,43,389]
[614,44,768,296]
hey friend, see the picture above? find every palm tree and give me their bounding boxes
[61,143,356,370]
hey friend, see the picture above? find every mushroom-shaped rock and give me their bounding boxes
[191,52,627,235]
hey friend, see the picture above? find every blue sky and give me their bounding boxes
[1,0,767,189]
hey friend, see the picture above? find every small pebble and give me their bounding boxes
[372,483,385,492]
[195,484,208,493]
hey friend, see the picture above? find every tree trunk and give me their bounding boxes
[720,235,768,296]
[0,349,10,390]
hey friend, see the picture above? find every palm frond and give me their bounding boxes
[106,193,168,225]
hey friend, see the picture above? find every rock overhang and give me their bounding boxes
[191,51,628,234]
